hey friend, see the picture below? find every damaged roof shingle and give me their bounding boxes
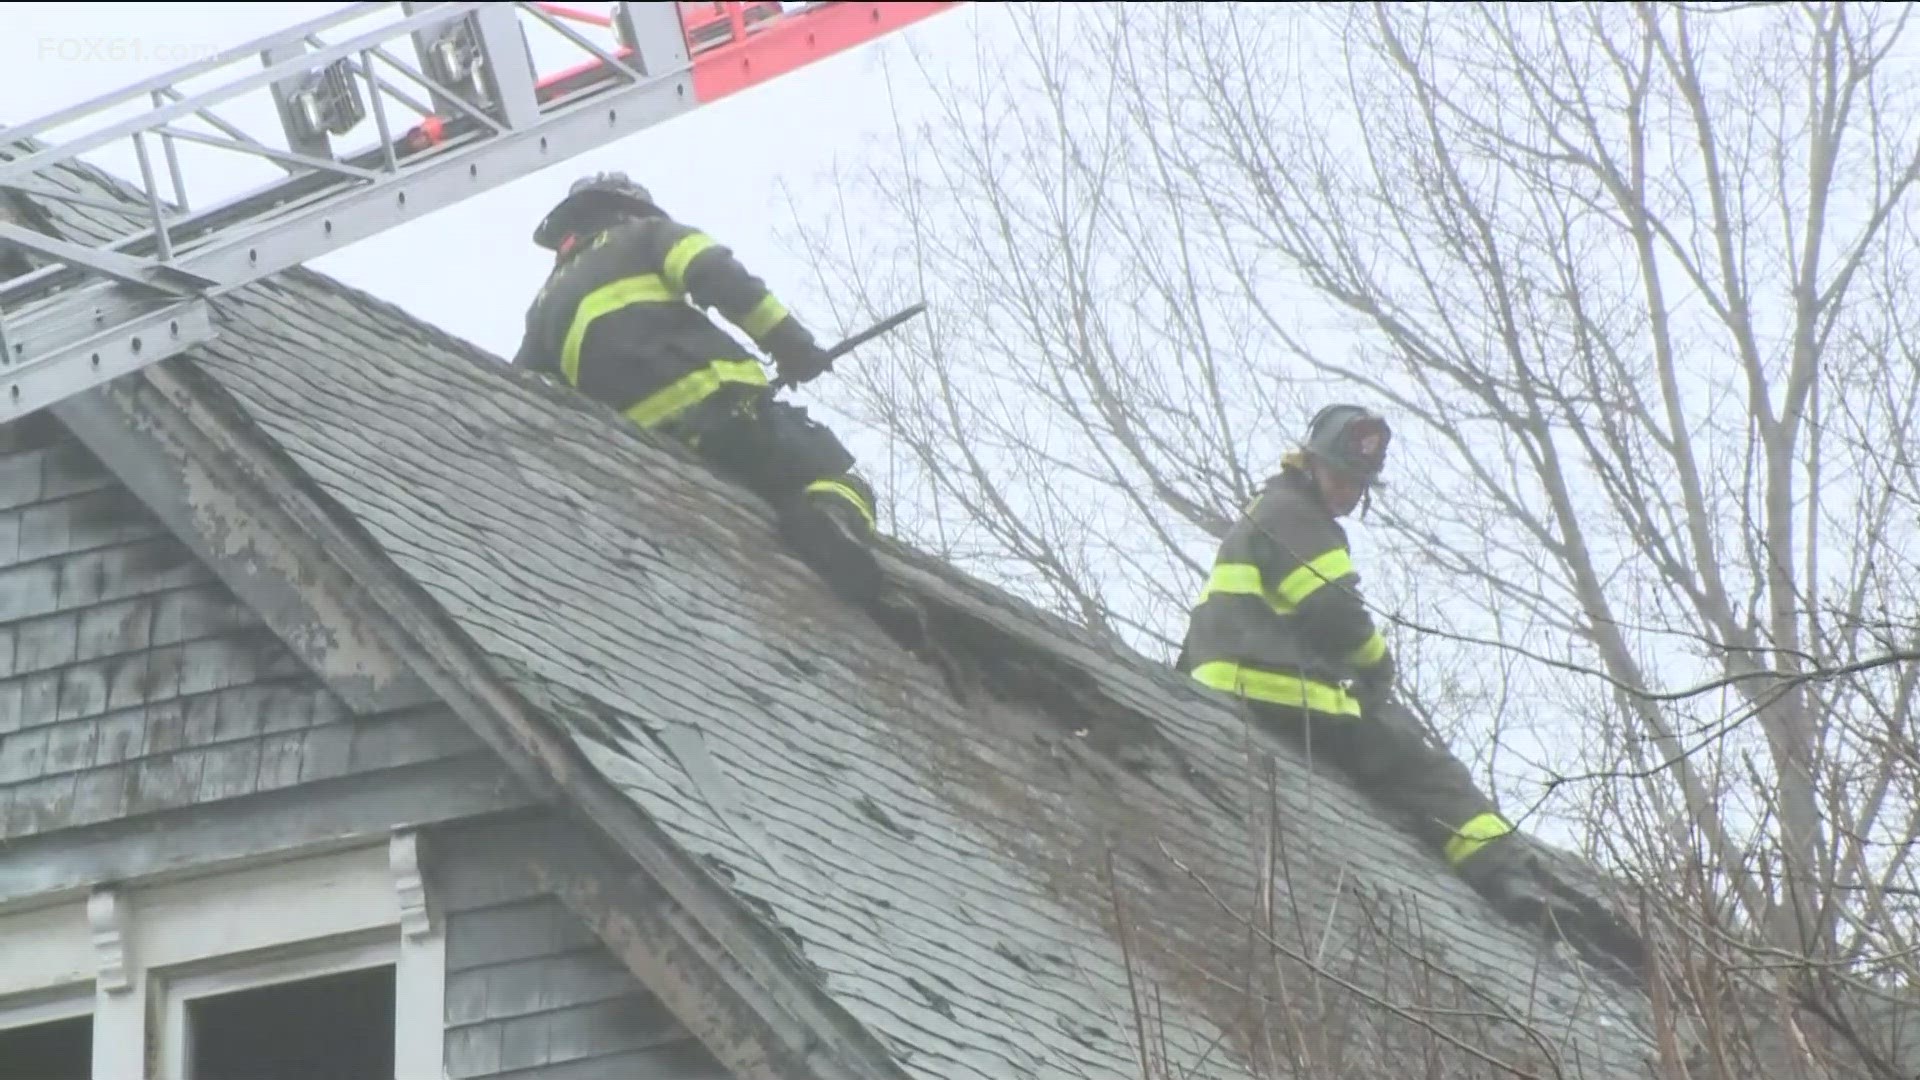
[6,144,1668,1080]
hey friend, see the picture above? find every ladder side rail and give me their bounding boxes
[0,2,492,185]
[0,2,649,294]
[0,2,393,146]
[1,0,957,264]
[0,0,964,418]
[686,2,964,104]
[148,58,681,289]
[0,3,700,416]
[0,222,216,295]
[0,1,609,310]
[5,6,688,307]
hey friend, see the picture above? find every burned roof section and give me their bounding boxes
[4,142,1672,1079]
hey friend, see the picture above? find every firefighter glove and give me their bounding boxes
[756,317,830,385]
[775,340,835,385]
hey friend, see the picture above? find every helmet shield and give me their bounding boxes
[533,171,659,250]
[1304,404,1390,483]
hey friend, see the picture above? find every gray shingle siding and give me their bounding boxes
[428,816,729,1080]
[0,413,479,840]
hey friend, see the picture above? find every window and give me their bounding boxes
[160,933,398,1080]
[0,833,444,1080]
[0,989,93,1080]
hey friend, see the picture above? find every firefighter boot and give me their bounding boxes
[778,476,882,605]
[1455,833,1550,910]
[1457,835,1647,986]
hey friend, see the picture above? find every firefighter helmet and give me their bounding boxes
[533,171,660,250]
[1304,403,1390,482]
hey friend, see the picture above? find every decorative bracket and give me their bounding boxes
[86,887,129,993]
[390,830,432,940]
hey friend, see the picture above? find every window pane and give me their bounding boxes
[186,965,395,1080]
[0,1013,92,1080]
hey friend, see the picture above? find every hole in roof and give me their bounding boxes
[90,352,99,368]
[469,163,478,179]
[249,248,258,265]
[130,337,142,354]
[323,220,333,236]
[168,320,178,337]
[397,191,406,209]
[539,136,549,153]
[607,108,616,125]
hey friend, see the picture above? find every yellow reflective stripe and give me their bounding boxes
[1198,562,1266,604]
[662,232,716,293]
[1445,812,1515,866]
[1199,549,1354,613]
[1189,661,1362,717]
[1275,547,1354,607]
[806,479,875,531]
[1348,631,1387,667]
[561,274,676,385]
[621,359,768,429]
[743,293,790,340]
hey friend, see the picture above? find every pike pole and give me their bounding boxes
[771,302,926,390]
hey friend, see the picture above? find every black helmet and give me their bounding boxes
[533,171,659,250]
[1303,403,1390,481]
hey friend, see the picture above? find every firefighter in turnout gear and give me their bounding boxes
[1178,404,1539,904]
[514,172,882,601]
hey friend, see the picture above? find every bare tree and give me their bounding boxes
[782,0,1920,1048]
[783,0,1309,656]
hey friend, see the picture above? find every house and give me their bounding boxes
[0,138,1766,1080]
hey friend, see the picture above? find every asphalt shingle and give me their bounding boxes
[6,147,1666,1079]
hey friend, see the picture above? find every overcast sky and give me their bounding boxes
[1,1,986,363]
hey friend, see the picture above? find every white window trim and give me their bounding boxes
[0,983,94,1033]
[0,831,445,1080]
[155,928,401,1080]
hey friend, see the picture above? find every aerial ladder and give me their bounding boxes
[0,0,962,418]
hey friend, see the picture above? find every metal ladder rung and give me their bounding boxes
[0,0,964,419]
[0,1,693,418]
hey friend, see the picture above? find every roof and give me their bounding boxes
[3,140,1671,1079]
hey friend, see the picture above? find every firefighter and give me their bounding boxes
[1177,403,1542,907]
[513,172,881,602]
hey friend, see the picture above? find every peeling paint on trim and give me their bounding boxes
[54,370,436,714]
